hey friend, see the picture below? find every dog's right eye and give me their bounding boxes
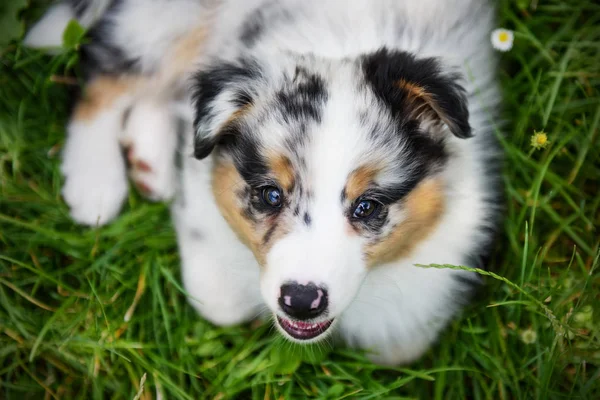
[261,186,283,207]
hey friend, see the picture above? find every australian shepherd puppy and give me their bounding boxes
[26,0,502,365]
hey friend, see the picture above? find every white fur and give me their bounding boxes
[61,102,130,226]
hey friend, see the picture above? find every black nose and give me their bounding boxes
[279,282,328,320]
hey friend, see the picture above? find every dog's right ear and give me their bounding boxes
[192,58,263,159]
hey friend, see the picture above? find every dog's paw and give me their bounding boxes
[120,101,178,202]
[61,118,128,226]
[123,145,176,201]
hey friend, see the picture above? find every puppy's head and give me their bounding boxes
[193,48,471,342]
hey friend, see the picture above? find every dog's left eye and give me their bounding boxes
[261,186,283,207]
[352,200,380,219]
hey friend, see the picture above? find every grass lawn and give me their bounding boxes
[1,0,599,398]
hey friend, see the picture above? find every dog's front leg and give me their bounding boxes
[61,76,139,226]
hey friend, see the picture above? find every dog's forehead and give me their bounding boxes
[249,61,392,186]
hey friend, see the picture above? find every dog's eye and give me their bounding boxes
[352,200,380,219]
[262,186,283,207]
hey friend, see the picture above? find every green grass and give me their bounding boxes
[1,0,599,399]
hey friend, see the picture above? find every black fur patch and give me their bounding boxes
[231,90,254,108]
[303,212,311,226]
[80,41,138,78]
[275,66,328,124]
[239,9,265,47]
[362,48,471,138]
[262,222,279,245]
[193,57,263,159]
[397,121,448,185]
[68,0,94,17]
[229,134,269,187]
[77,0,139,79]
[79,0,138,78]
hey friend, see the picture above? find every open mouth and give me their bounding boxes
[276,316,333,340]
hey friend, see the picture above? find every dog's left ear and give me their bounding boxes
[362,48,472,138]
[192,57,263,159]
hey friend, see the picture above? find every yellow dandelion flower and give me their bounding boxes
[491,28,514,52]
[520,328,537,345]
[531,131,550,150]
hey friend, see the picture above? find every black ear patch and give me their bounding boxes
[193,136,218,160]
[193,116,248,160]
[362,48,472,139]
[192,57,262,159]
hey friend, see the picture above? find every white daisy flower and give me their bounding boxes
[491,28,514,52]
[520,328,537,345]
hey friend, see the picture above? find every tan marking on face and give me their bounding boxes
[268,155,295,191]
[366,178,445,267]
[212,160,290,266]
[73,76,142,121]
[345,164,380,201]
[212,161,264,263]
[395,79,453,132]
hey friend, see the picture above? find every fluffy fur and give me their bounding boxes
[27,0,502,365]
